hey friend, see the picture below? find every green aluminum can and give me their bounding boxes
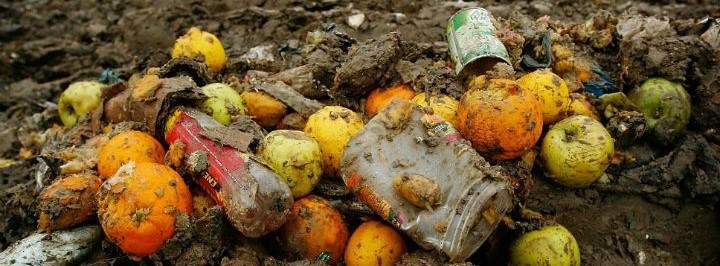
[446,8,511,79]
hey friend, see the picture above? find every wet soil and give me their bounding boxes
[1,0,720,265]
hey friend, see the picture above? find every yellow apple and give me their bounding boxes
[304,106,363,178]
[198,83,245,125]
[541,115,614,188]
[57,81,104,127]
[510,224,581,266]
[257,130,323,198]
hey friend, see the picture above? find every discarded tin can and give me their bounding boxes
[446,8,511,79]
[341,99,513,262]
[165,108,293,237]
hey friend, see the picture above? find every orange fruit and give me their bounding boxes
[279,195,349,264]
[97,162,193,258]
[38,173,102,232]
[241,91,287,128]
[365,84,416,116]
[457,77,543,160]
[344,220,407,266]
[97,130,165,178]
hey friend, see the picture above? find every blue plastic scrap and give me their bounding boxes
[583,64,617,97]
[98,69,123,84]
[521,30,553,69]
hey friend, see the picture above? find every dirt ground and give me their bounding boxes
[1,0,720,265]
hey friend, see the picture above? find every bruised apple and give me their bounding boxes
[58,81,104,127]
[198,83,245,125]
[627,78,691,142]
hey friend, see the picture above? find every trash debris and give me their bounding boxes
[583,64,618,97]
[4,2,720,265]
[251,80,324,118]
[521,30,552,69]
[341,100,513,262]
[568,10,618,50]
[158,57,213,87]
[268,65,326,99]
[605,110,646,147]
[103,75,205,137]
[700,18,720,61]
[446,8,512,80]
[333,32,401,98]
[99,69,123,84]
[617,15,691,86]
[0,225,101,265]
[347,13,366,30]
[238,45,282,72]
[165,108,293,237]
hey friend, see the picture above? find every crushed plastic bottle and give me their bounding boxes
[164,108,293,237]
[341,99,513,262]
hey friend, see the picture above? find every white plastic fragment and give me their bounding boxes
[0,225,101,265]
[347,13,366,30]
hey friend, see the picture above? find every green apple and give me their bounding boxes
[510,224,581,266]
[198,83,246,125]
[541,115,614,188]
[627,78,691,140]
[257,130,323,198]
[57,81,105,127]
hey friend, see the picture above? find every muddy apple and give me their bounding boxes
[257,130,323,198]
[57,81,104,127]
[510,224,580,266]
[541,115,614,188]
[198,83,245,125]
[627,78,691,142]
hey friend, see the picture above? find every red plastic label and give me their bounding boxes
[165,110,248,208]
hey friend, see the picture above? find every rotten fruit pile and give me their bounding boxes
[2,3,719,265]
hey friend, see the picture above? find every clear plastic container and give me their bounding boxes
[341,100,513,262]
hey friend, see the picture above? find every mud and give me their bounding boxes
[1,0,720,265]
